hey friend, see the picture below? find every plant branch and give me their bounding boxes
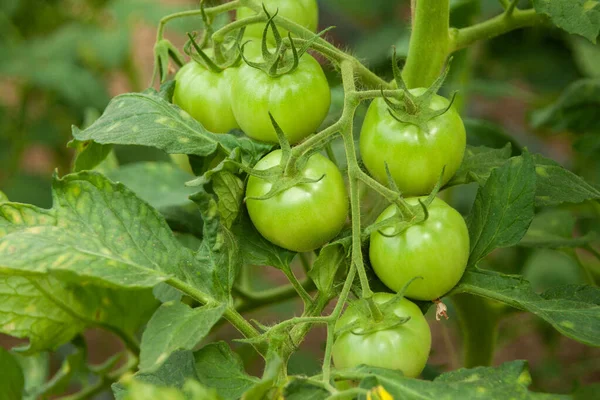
[282,266,314,307]
[403,0,450,88]
[449,9,546,52]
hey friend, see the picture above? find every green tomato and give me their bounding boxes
[332,293,431,378]
[173,61,239,133]
[359,89,466,196]
[236,0,318,42]
[369,197,469,301]
[246,150,348,252]
[231,53,330,144]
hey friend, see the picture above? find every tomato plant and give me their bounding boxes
[369,197,469,301]
[2,0,600,399]
[246,149,348,252]
[360,88,466,196]
[332,293,431,378]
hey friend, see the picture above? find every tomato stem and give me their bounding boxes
[402,0,450,89]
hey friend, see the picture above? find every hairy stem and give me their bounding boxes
[403,0,450,88]
[449,9,546,52]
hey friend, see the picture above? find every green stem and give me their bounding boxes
[212,15,265,42]
[299,252,313,275]
[452,294,500,367]
[449,9,546,52]
[403,0,450,88]
[282,266,314,306]
[166,278,265,355]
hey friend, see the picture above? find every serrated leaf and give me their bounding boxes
[140,302,225,371]
[452,268,600,346]
[468,152,537,266]
[533,153,600,206]
[113,350,199,400]
[232,212,296,270]
[195,342,259,400]
[353,361,568,399]
[520,209,597,248]
[0,274,156,353]
[0,171,222,299]
[532,0,600,43]
[447,144,512,187]
[0,347,24,400]
[531,79,600,133]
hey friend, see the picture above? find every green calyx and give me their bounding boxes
[239,5,331,78]
[242,113,323,202]
[382,47,457,133]
[366,165,446,238]
[183,1,245,72]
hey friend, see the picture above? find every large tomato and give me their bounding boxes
[173,61,239,134]
[369,197,469,301]
[359,89,466,196]
[236,0,319,41]
[231,52,330,145]
[332,293,431,378]
[245,150,348,252]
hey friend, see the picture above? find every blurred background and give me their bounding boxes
[1,0,599,397]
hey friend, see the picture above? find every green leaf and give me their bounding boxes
[308,237,351,295]
[533,153,600,205]
[68,140,115,173]
[0,191,8,203]
[113,350,199,399]
[140,302,225,371]
[532,0,600,43]
[232,212,296,270]
[353,360,569,399]
[467,152,537,266]
[195,342,259,400]
[520,209,597,248]
[570,36,600,78]
[447,144,512,187]
[0,171,222,299]
[452,268,600,346]
[283,378,329,400]
[0,274,156,353]
[531,79,600,133]
[121,379,223,400]
[0,347,24,400]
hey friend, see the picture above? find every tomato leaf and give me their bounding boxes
[447,144,512,187]
[350,361,556,399]
[308,236,351,295]
[283,378,329,400]
[452,268,600,346]
[520,209,597,248]
[11,352,49,400]
[532,0,600,43]
[139,302,225,371]
[467,152,537,266]
[531,79,600,133]
[0,191,7,203]
[113,350,200,399]
[0,347,24,400]
[0,172,223,300]
[195,342,259,400]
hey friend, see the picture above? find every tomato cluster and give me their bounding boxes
[172,0,469,380]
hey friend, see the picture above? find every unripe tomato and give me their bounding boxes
[173,61,239,133]
[236,0,319,42]
[369,197,469,301]
[246,150,348,252]
[231,53,330,144]
[332,293,431,378]
[360,89,466,196]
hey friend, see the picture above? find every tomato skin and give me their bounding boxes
[246,150,348,252]
[173,61,239,133]
[332,293,431,378]
[231,53,330,144]
[369,197,469,301]
[236,0,318,41]
[359,89,466,196]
